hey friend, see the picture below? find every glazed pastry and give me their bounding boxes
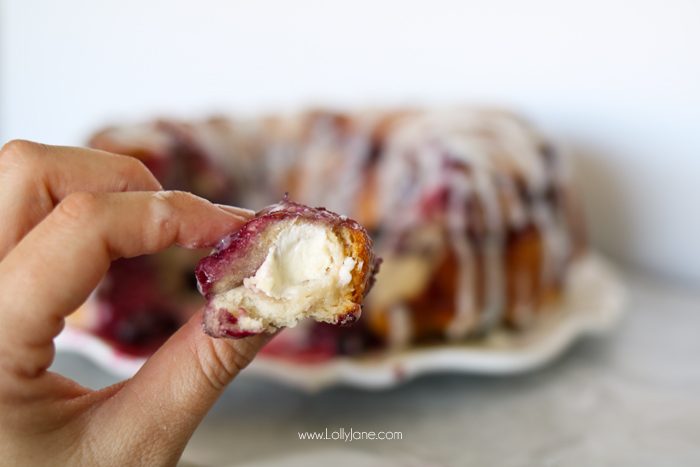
[195,198,379,338]
[82,108,585,357]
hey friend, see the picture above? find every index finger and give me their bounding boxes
[0,190,249,380]
[0,140,163,258]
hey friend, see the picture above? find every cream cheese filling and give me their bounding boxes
[211,221,357,330]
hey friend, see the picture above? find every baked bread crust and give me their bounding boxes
[196,198,379,338]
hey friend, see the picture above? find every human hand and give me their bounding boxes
[0,140,270,466]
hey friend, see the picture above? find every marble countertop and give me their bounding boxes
[52,269,700,467]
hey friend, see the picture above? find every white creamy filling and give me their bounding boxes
[212,221,356,330]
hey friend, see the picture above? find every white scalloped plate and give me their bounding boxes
[56,252,626,391]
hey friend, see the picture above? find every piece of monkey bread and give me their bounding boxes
[195,198,379,338]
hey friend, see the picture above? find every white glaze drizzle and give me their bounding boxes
[373,109,569,339]
[444,169,478,339]
[103,108,574,344]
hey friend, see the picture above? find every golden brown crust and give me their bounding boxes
[337,222,378,320]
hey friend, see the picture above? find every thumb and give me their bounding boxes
[89,310,270,465]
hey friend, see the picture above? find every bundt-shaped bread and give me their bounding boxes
[82,108,584,356]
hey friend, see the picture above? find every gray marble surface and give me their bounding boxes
[52,270,700,467]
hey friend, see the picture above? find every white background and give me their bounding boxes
[2,0,699,285]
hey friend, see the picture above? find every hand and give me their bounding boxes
[0,140,269,466]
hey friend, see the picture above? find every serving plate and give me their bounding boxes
[56,252,626,391]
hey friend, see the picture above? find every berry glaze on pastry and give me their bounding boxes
[74,108,585,359]
[195,198,379,338]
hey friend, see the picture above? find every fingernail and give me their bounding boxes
[216,204,256,218]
